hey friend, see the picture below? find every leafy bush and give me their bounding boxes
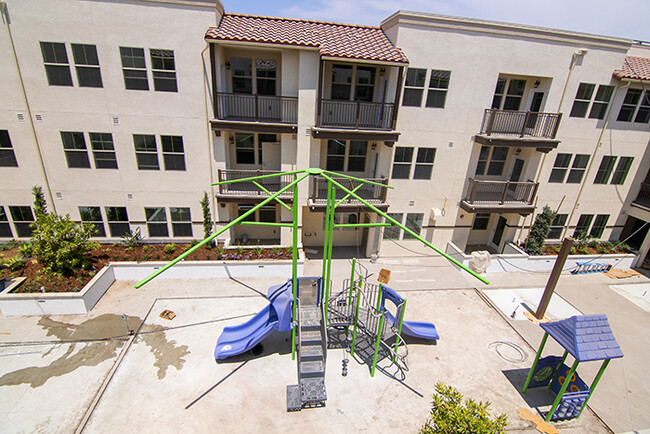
[618,243,631,253]
[588,240,599,249]
[0,239,23,252]
[200,192,214,248]
[577,246,588,254]
[32,185,47,217]
[600,241,613,251]
[570,247,576,255]
[164,243,176,254]
[30,212,97,275]
[597,245,608,254]
[120,228,143,247]
[421,382,507,433]
[526,206,557,255]
[18,242,32,258]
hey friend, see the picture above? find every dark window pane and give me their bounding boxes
[594,156,617,184]
[416,148,436,163]
[405,68,426,87]
[575,83,595,100]
[548,214,568,239]
[105,207,128,222]
[426,90,447,108]
[327,156,344,171]
[172,223,192,237]
[133,134,156,151]
[123,69,149,90]
[71,44,99,65]
[9,206,34,222]
[150,49,175,70]
[40,42,68,63]
[120,47,146,68]
[145,207,168,237]
[570,101,589,117]
[573,214,594,238]
[65,151,91,168]
[76,66,103,88]
[153,71,177,92]
[473,213,490,230]
[44,65,73,86]
[590,214,609,238]
[403,213,423,239]
[611,157,633,185]
[413,164,433,179]
[108,223,130,237]
[0,206,12,238]
[394,147,413,163]
[331,83,351,100]
[161,136,184,153]
[392,164,411,179]
[588,102,608,119]
[402,88,423,106]
[163,154,186,171]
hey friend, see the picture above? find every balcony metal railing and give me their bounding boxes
[215,93,298,124]
[480,109,562,139]
[311,176,389,205]
[319,99,395,130]
[216,169,294,198]
[464,178,539,205]
[633,182,650,208]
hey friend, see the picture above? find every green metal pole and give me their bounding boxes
[291,173,299,361]
[351,287,361,357]
[393,299,406,363]
[320,173,490,285]
[320,178,332,303]
[376,283,383,311]
[252,181,292,211]
[135,172,308,288]
[371,313,385,378]
[577,359,610,417]
[334,183,364,208]
[523,332,549,393]
[349,257,356,298]
[545,359,580,422]
[324,181,335,319]
[549,350,569,390]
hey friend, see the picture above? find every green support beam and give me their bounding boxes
[523,332,549,393]
[545,359,580,422]
[252,181,292,211]
[371,313,385,377]
[291,172,299,360]
[578,359,610,417]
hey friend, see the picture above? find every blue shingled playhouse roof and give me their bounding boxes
[540,314,623,362]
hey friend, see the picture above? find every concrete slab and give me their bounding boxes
[482,288,582,321]
[610,283,650,312]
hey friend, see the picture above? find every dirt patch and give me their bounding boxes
[1,244,291,293]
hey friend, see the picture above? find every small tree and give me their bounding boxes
[526,205,557,255]
[32,185,47,217]
[421,382,507,434]
[30,213,97,276]
[200,192,214,247]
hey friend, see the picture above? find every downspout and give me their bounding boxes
[1,2,57,213]
[201,41,218,237]
[559,80,631,240]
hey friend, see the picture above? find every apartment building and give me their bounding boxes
[2,1,650,264]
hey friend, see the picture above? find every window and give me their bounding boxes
[426,70,451,108]
[402,68,426,106]
[391,147,413,179]
[170,207,193,237]
[231,57,252,94]
[0,206,13,238]
[161,135,185,171]
[238,204,277,223]
[40,42,72,86]
[61,131,90,168]
[619,89,650,123]
[594,155,633,185]
[105,207,130,237]
[0,130,18,167]
[570,83,614,119]
[134,134,159,170]
[71,44,102,88]
[383,213,403,239]
[331,64,352,100]
[354,66,375,102]
[150,49,177,92]
[566,155,590,184]
[594,156,616,184]
[235,133,255,164]
[475,146,508,176]
[573,214,594,238]
[548,214,568,239]
[89,133,117,169]
[492,78,526,111]
[414,148,436,179]
[79,206,106,237]
[403,213,423,239]
[590,214,609,238]
[472,213,490,230]
[9,206,34,237]
[145,207,168,237]
[120,47,148,90]
[326,140,367,172]
[611,157,633,185]
[256,59,276,96]
[548,153,572,183]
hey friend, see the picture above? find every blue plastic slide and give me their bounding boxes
[214,281,293,360]
[381,286,439,340]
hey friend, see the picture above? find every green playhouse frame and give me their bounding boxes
[135,168,488,361]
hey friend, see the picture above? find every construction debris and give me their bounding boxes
[160,310,176,320]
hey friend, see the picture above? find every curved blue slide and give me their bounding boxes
[214,280,293,360]
[382,286,439,340]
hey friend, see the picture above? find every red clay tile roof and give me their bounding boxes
[206,14,409,65]
[614,56,650,81]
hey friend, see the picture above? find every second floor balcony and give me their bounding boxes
[308,176,389,211]
[215,169,294,202]
[460,178,538,214]
[475,109,562,152]
[319,99,395,130]
[215,93,298,125]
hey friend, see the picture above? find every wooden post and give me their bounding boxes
[536,237,573,319]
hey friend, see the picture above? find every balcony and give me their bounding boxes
[215,169,294,202]
[312,100,400,142]
[460,179,539,214]
[475,109,562,152]
[211,93,298,134]
[308,176,389,211]
[632,182,650,209]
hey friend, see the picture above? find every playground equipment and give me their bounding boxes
[522,314,623,421]
[571,262,612,275]
[135,168,488,412]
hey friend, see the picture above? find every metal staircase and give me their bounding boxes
[286,278,327,411]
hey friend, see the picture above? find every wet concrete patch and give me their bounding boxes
[139,325,190,380]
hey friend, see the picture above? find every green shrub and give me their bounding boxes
[577,246,588,254]
[142,245,152,253]
[554,246,562,254]
[570,247,576,255]
[600,241,613,251]
[588,240,599,249]
[32,185,47,217]
[525,206,557,255]
[421,382,507,433]
[618,243,631,253]
[18,242,33,257]
[30,212,97,276]
[200,192,214,248]
[0,239,23,252]
[120,228,143,247]
[164,243,176,254]
[597,245,607,254]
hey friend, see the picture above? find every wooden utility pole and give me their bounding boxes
[536,237,573,319]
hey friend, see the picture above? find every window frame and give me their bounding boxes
[492,78,526,111]
[150,49,177,92]
[472,213,491,230]
[238,204,277,224]
[145,207,169,237]
[161,135,186,171]
[0,130,18,167]
[548,214,568,239]
[383,213,403,240]
[133,134,160,170]
[590,214,609,238]
[326,140,368,173]
[570,83,614,119]
[566,154,590,184]
[61,131,91,168]
[40,41,73,86]
[573,214,595,238]
[391,146,413,179]
[594,155,617,184]
[89,132,118,169]
[71,43,102,88]
[475,146,509,176]
[610,156,633,185]
[402,68,426,107]
[79,206,106,237]
[170,207,193,237]
[105,207,130,237]
[9,206,34,238]
[0,206,14,238]
[425,70,451,108]
[548,153,572,183]
[120,46,149,91]
[403,213,424,239]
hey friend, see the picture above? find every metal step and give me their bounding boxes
[300,377,327,404]
[300,344,323,361]
[300,306,322,328]
[300,330,322,344]
[299,360,325,378]
[286,384,301,412]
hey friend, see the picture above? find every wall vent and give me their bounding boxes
[17,113,25,122]
[35,114,43,121]
[127,193,134,201]
[55,192,63,199]
[112,117,120,126]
